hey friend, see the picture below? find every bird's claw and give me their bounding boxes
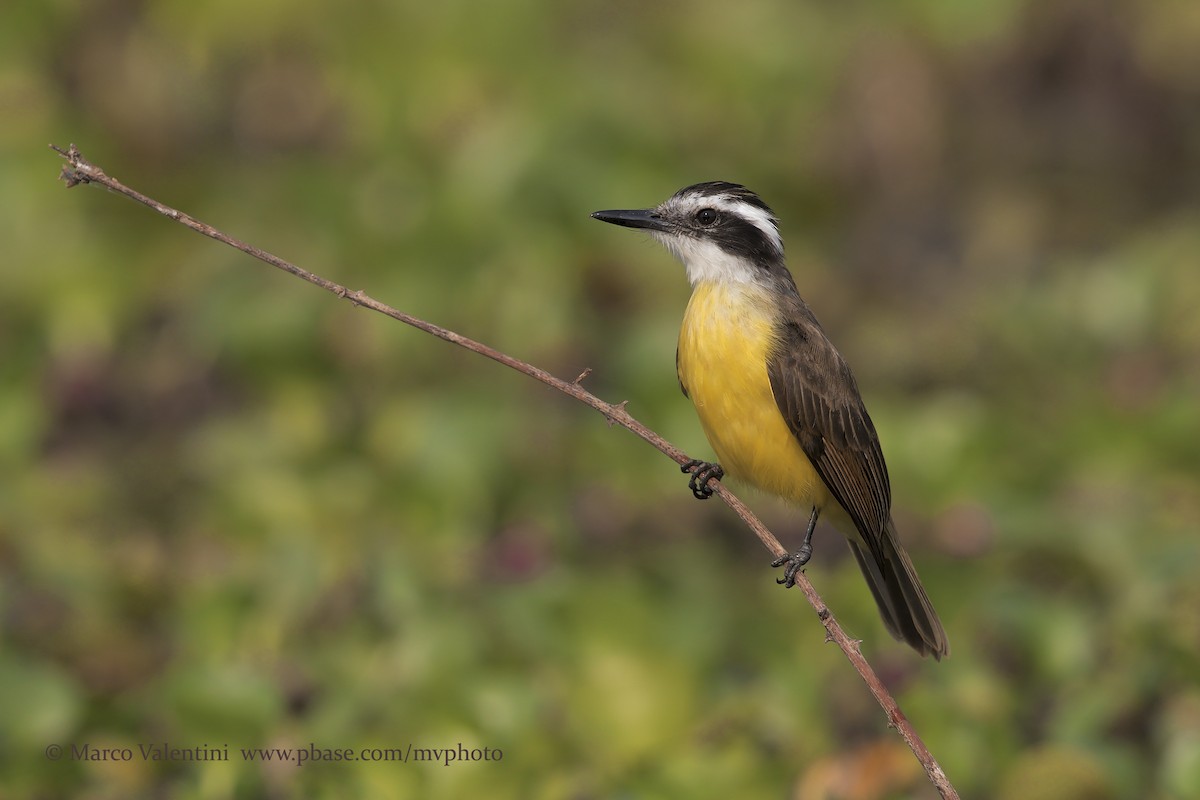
[772,543,813,588]
[681,459,724,500]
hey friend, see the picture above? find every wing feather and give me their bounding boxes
[676,346,689,398]
[766,311,892,562]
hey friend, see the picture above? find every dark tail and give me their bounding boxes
[847,521,949,660]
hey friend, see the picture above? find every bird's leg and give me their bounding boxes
[681,459,725,500]
[772,506,820,588]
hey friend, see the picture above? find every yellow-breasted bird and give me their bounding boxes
[592,181,949,659]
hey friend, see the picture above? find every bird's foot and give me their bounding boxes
[772,506,820,588]
[771,543,814,588]
[681,459,724,500]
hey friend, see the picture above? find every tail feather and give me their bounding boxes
[847,522,949,660]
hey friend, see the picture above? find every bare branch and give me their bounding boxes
[50,143,959,800]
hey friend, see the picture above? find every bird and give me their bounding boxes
[591,181,949,659]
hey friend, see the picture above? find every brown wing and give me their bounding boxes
[766,311,892,563]
[676,346,689,398]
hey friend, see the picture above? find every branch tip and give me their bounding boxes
[52,143,106,188]
[59,166,84,188]
[573,367,592,385]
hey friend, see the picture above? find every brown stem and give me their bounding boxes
[50,143,959,799]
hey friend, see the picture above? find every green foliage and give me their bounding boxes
[2,0,1199,797]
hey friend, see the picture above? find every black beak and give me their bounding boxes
[591,208,667,231]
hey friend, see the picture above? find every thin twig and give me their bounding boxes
[51,143,959,800]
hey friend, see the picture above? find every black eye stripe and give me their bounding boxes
[707,217,782,267]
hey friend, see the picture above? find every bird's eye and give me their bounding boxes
[695,208,718,226]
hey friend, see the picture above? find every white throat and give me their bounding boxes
[653,232,760,287]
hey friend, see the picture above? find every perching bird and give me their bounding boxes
[592,182,949,659]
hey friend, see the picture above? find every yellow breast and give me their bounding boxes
[677,281,830,509]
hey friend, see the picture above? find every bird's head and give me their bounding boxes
[592,181,786,286]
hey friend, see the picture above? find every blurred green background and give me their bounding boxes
[3,0,1199,798]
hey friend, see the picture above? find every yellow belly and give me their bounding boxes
[677,282,831,509]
